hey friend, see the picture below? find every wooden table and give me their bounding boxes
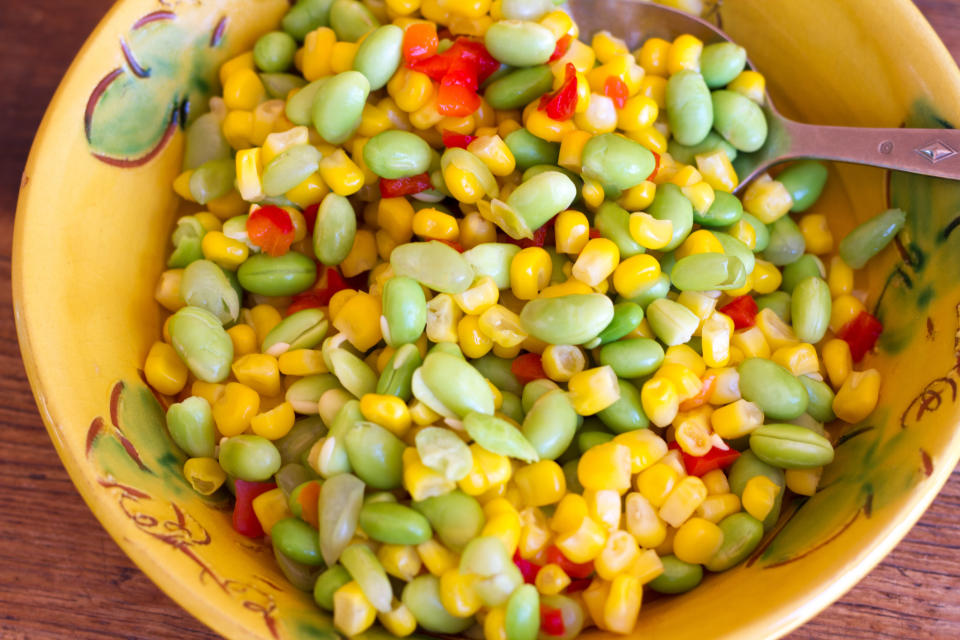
[1,1,958,638]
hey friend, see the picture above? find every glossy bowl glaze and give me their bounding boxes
[13,0,960,638]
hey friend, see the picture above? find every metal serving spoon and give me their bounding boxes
[566,0,960,193]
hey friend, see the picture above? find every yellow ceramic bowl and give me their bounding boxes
[13,0,960,638]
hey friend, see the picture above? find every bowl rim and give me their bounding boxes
[12,1,960,639]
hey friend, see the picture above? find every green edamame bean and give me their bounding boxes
[471,354,522,396]
[484,20,555,66]
[750,423,835,469]
[711,89,768,152]
[263,308,329,355]
[597,379,649,433]
[381,276,427,347]
[416,426,473,481]
[312,70,370,144]
[476,564,524,607]
[166,396,215,458]
[260,72,307,99]
[329,0,379,42]
[286,373,342,415]
[167,231,202,268]
[180,259,240,324]
[272,518,323,565]
[738,358,808,420]
[273,544,322,592]
[429,341,463,359]
[344,421,405,489]
[648,555,703,594]
[314,565,351,610]
[219,435,282,481]
[504,128,560,169]
[838,208,907,269]
[363,130,432,179]
[328,348,378,398]
[578,429,614,454]
[391,241,474,294]
[237,251,316,295]
[312,192,357,266]
[520,294,615,345]
[506,171,578,234]
[667,131,737,165]
[697,189,743,227]
[276,417,327,466]
[461,536,512,577]
[737,212,770,252]
[262,144,322,196]
[402,575,474,634]
[500,391,524,424]
[597,302,644,345]
[254,31,297,72]
[520,390,577,460]
[594,201,644,258]
[666,70,713,146]
[521,164,582,193]
[412,491,486,552]
[625,272,671,309]
[599,338,665,378]
[501,0,553,20]
[168,306,234,382]
[780,254,823,293]
[465,412,540,462]
[363,491,397,506]
[671,253,747,291]
[755,291,791,323]
[700,42,747,88]
[183,112,230,170]
[714,231,755,275]
[561,458,584,492]
[283,0,335,41]
[319,472,365,564]
[776,160,828,212]
[646,298,701,346]
[506,584,540,640]
[463,243,521,289]
[286,77,327,125]
[647,183,694,251]
[791,276,831,343]
[189,157,235,205]
[705,512,763,572]
[521,379,560,414]
[418,352,496,418]
[352,24,403,90]
[763,216,805,265]
[484,65,554,110]
[798,375,836,423]
[340,543,393,611]
[377,343,422,400]
[581,133,656,192]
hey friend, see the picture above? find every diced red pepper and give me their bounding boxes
[246,205,295,257]
[442,130,477,149]
[603,76,629,109]
[539,63,578,121]
[837,310,883,361]
[232,479,276,538]
[672,443,741,477]
[379,173,432,198]
[565,578,592,593]
[409,55,450,80]
[647,151,661,181]
[287,265,347,314]
[436,239,465,253]
[302,202,320,235]
[437,81,482,116]
[588,228,602,239]
[546,545,594,579]
[296,480,321,529]
[718,295,759,329]
[402,22,438,63]
[448,38,499,83]
[549,34,573,63]
[540,605,566,636]
[511,353,547,385]
[513,550,543,585]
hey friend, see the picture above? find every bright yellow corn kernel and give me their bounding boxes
[622,493,665,549]
[618,181,657,212]
[235,147,264,202]
[555,515,608,564]
[450,276,497,316]
[458,211,496,249]
[557,131,591,175]
[518,506,552,558]
[628,211,674,250]
[530,562,569,596]
[377,600,416,637]
[739,469,781,519]
[772,343,820,377]
[574,94,617,135]
[568,366,621,416]
[608,432,662,478]
[830,294,866,334]
[728,69,766,104]
[673,516,723,565]
[637,37,670,75]
[232,353,282,397]
[833,368,881,423]
[190,382,225,410]
[581,177,606,210]
[483,605,508,640]
[541,344,586,382]
[591,30,629,63]
[615,95,657,134]
[524,109,577,143]
[416,538,458,576]
[829,255,855,297]
[459,444,512,496]
[655,363,703,402]
[465,135,514,177]
[657,474,707,529]
[378,544,422,581]
[822,338,853,390]
[673,407,713,457]
[720,217,753,250]
[695,150,739,192]
[481,506,521,556]
[222,110,255,150]
[251,401,295,440]
[732,326,770,360]
[640,377,679,428]
[742,174,793,224]
[251,487,291,535]
[356,102,392,139]
[582,578,611,630]
[286,172,329,208]
[251,99,287,145]
[756,307,799,350]
[554,209,590,255]
[360,393,411,437]
[637,462,680,509]
[201,231,249,269]
[578,441,632,493]
[748,259,780,295]
[511,247,553,300]
[212,382,260,436]
[349,138,379,185]
[539,279,593,298]
[439,569,482,617]
[144,341,188,395]
[223,68,266,111]
[797,213,833,254]
[669,164,702,188]
[278,349,327,376]
[319,149,364,196]
[219,51,255,86]
[404,447,457,501]
[457,314,494,359]
[707,366,741,405]
[710,399,764,439]
[411,208,459,242]
[786,467,823,496]
[603,574,642,634]
[658,345,703,379]
[592,530,638,584]
[182,457,227,495]
[572,238,619,287]
[425,293,462,343]
[386,0,421,16]
[443,162,485,203]
[551,494,589,534]
[341,229,377,278]
[299,27,336,80]
[696,492,741,523]
[378,197,415,243]
[333,291,383,351]
[681,180,716,214]
[333,581,377,636]
[328,289,359,323]
[667,33,703,74]
[497,117,523,137]
[515,461,567,507]
[699,469,730,496]
[677,231,725,261]
[478,304,528,348]
[612,254,661,299]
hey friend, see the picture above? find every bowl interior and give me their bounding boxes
[13,0,960,639]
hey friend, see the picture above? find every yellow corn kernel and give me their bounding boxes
[591,30,629,64]
[426,293,462,344]
[514,461,566,507]
[350,138,379,185]
[223,68,266,111]
[404,447,457,501]
[411,208,459,242]
[328,289,359,322]
[637,462,680,509]
[742,475,781,521]
[603,574,642,634]
[483,606,508,640]
[555,515,608,564]
[182,457,227,495]
[201,231,249,269]
[456,314,493,359]
[667,33,703,74]
[629,211,674,250]
[655,363,703,402]
[235,147,264,202]
[550,494,589,534]
[732,326,770,360]
[581,178,606,210]
[742,174,793,224]
[222,110,255,150]
[568,366,621,416]
[593,530,638,583]
[756,307,799,350]
[673,407,714,457]
[676,230,724,261]
[377,600,416,638]
[286,172,329,208]
[232,353,282,397]
[378,544,422,581]
[699,468,730,496]
[618,182,657,213]
[456,211,494,249]
[539,7,576,37]
[582,578,611,630]
[443,162,485,204]
[572,238,619,287]
[724,275,754,300]
[550,35,594,76]
[333,291,383,351]
[416,539,458,576]
[251,99,287,145]
[191,381,225,407]
[509,247,551,300]
[538,279,592,299]
[319,149,364,196]
[531,563,569,596]
[786,467,823,496]
[617,94,659,132]
[624,549,663,587]
[386,0,421,16]
[722,219,755,251]
[360,393,411,437]
[251,487,292,535]
[278,349,328,376]
[540,344,585,383]
[659,344,704,378]
[695,150,739,192]
[478,304,528,348]
[670,164,702,188]
[822,338,853,390]
[750,259,781,294]
[212,382,260,436]
[438,113,476,136]
[342,229,378,278]
[558,130,592,174]
[144,341,188,395]
[673,516,723,565]
[481,507,521,556]
[772,343,820,377]
[497,117,523,138]
[578,441,632,494]
[552,209,588,255]
[219,51,255,86]
[251,401,296,440]
[459,444,512,496]
[612,254,662,299]
[640,377,679,428]
[711,399,764,439]
[451,276,498,316]
[829,255,855,297]
[172,170,195,201]
[833,368,881,423]
[610,431,664,477]
[798,213,834,254]
[518,506,552,558]
[356,102,392,139]
[637,37,670,75]
[524,109,577,143]
[622,492,666,549]
[467,135,516,176]
[378,197,415,243]
[302,27,337,81]
[708,366,741,405]
[439,569,482,617]
[583,489,621,532]
[696,492,741,523]
[658,474,708,528]
[654,526,677,557]
[728,69,766,104]
[333,581,377,637]
[574,94,618,135]
[830,294,866,334]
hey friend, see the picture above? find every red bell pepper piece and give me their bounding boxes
[603,76,629,109]
[442,130,477,149]
[565,578,591,593]
[511,353,547,385]
[549,34,573,63]
[296,480,321,529]
[246,205,295,257]
[513,550,543,585]
[837,310,883,361]
[647,151,661,181]
[302,202,320,235]
[287,265,347,315]
[546,545,594,579]
[540,605,566,636]
[436,239,465,253]
[437,81,483,116]
[379,173,432,198]
[538,63,578,121]
[402,22,438,63]
[718,295,759,329]
[672,443,741,477]
[232,479,276,538]
[448,38,499,83]
[588,228,602,239]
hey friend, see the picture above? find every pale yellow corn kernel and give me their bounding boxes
[518,506,553,559]
[572,238,620,287]
[511,247,553,300]
[144,341,188,395]
[232,353,282,397]
[751,259,782,294]
[663,344,706,377]
[786,467,823,496]
[618,180,657,211]
[409,400,441,427]
[378,197,415,243]
[637,37,670,76]
[830,294,866,334]
[457,314,494,359]
[637,462,680,508]
[725,218,757,250]
[655,363,703,402]
[172,170,195,201]
[251,99,287,146]
[201,231,249,269]
[250,401,296,440]
[742,475,781,521]
[541,344,586,382]
[833,368,881,423]
[555,515,608,564]
[378,600,416,637]
[670,164,702,188]
[426,293,462,343]
[624,549,663,586]
[829,255,855,297]
[676,230,724,261]
[212,382,260,436]
[251,487,291,535]
[604,574,642,634]
[412,208,459,242]
[223,68,266,111]
[798,213,834,254]
[756,307,799,350]
[629,211,674,250]
[822,338,853,390]
[278,349,327,376]
[682,181,716,215]
[582,579,610,630]
[286,172,329,208]
[191,381,225,407]
[554,209,589,255]
[460,211,498,249]
[595,530,640,584]
[772,343,820,377]
[624,492,667,548]
[574,94,617,135]
[404,448,457,500]
[640,376,680,428]
[742,174,793,224]
[673,407,714,456]
[673,516,723,565]
[467,135,516,176]
[700,468,730,496]
[539,279,593,299]
[378,544,422,581]
[416,538,458,577]
[340,229,377,278]
[333,581,377,636]
[478,304,527,348]
[568,366,621,416]
[611,430,666,476]
[319,149,364,196]
[235,147,264,202]
[581,178,606,210]
[695,150,739,192]
[452,276,499,315]
[696,492,741,523]
[182,457,227,495]
[550,36,594,77]
[557,131,592,175]
[710,398,763,439]
[728,70,766,104]
[534,563,571,596]
[708,366,741,405]
[301,27,336,81]
[219,51,255,86]
[731,326,770,360]
[585,489,622,532]
[667,33,703,74]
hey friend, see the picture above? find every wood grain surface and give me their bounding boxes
[1,1,958,638]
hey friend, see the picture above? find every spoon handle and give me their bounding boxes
[782,120,960,180]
